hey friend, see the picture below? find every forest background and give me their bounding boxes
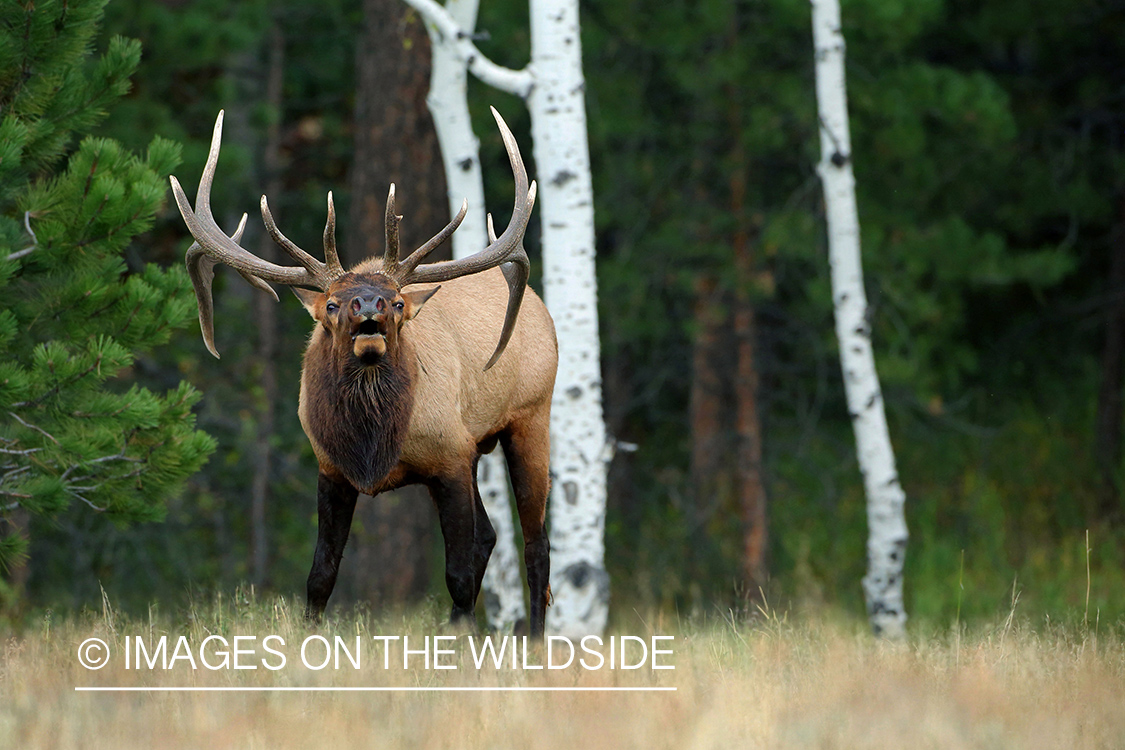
[4,0,1124,631]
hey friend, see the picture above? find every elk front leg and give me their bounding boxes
[305,471,359,622]
[429,472,480,627]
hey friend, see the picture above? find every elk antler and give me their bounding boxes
[170,111,345,358]
[172,108,535,368]
[379,107,537,369]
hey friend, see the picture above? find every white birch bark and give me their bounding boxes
[812,0,908,638]
[422,0,527,631]
[405,0,610,637]
[527,0,609,639]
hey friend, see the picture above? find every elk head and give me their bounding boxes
[169,107,537,370]
[291,271,438,367]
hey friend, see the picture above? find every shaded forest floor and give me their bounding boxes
[1,592,1123,749]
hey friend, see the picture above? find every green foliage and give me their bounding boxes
[21,0,357,612]
[582,0,1123,623]
[768,389,1125,626]
[0,0,214,582]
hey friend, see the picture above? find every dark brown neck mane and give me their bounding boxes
[303,339,416,490]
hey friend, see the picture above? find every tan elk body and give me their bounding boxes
[170,109,557,635]
[296,264,556,495]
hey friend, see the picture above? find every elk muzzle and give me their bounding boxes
[350,293,389,363]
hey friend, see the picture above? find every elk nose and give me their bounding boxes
[351,294,387,318]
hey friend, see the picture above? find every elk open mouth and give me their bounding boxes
[353,319,381,339]
[352,319,386,361]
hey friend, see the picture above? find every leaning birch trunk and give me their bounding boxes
[812,0,908,638]
[529,0,610,638]
[423,0,527,631]
[404,0,610,637]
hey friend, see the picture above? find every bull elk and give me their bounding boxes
[170,109,557,636]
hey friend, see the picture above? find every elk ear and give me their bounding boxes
[402,285,440,321]
[292,287,326,320]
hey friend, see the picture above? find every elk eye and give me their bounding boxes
[326,303,339,313]
[394,301,404,312]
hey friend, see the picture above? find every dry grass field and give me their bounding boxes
[2,591,1123,749]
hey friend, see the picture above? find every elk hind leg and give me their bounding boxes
[470,457,498,604]
[501,413,551,638]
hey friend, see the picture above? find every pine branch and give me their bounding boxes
[0,447,40,456]
[0,5,37,107]
[82,151,100,198]
[8,411,59,445]
[74,207,147,250]
[11,353,104,408]
[77,192,111,241]
[118,303,142,336]
[61,449,143,484]
[72,493,106,512]
[0,466,31,484]
[71,403,132,419]
[0,0,216,555]
[6,211,38,262]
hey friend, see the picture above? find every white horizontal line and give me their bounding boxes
[75,686,676,693]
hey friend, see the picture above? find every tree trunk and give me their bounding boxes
[425,0,489,255]
[529,0,611,638]
[422,0,527,631]
[344,0,446,605]
[724,65,769,596]
[403,0,611,636]
[349,0,449,264]
[689,274,725,584]
[730,174,768,595]
[812,0,908,638]
[733,294,767,593]
[249,22,284,589]
[722,0,769,601]
[1096,201,1125,522]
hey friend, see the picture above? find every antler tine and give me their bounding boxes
[185,213,247,359]
[323,191,343,275]
[384,184,402,268]
[396,199,468,278]
[486,213,498,244]
[260,195,331,279]
[483,235,531,370]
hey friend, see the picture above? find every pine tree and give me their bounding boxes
[0,1,215,585]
